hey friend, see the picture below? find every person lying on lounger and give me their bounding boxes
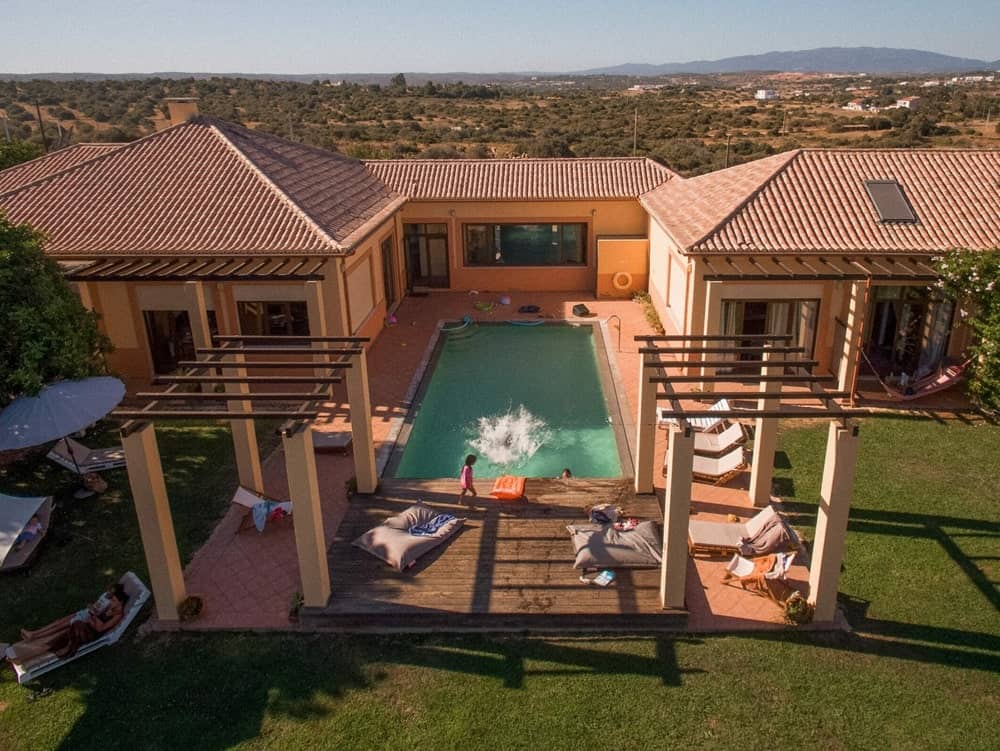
[4,584,129,664]
[11,515,43,551]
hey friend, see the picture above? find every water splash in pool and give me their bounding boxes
[470,405,551,467]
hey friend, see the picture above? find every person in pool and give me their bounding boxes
[459,454,477,504]
[559,468,572,479]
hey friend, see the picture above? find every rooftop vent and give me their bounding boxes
[865,180,917,223]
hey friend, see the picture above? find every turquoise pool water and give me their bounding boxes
[392,323,623,479]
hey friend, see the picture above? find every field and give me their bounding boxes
[0,416,998,750]
[2,72,998,176]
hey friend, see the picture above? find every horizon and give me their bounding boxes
[4,0,999,75]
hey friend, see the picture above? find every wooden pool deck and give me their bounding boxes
[302,478,688,632]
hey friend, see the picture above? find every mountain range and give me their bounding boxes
[2,47,997,84]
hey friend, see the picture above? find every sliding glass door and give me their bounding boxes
[720,298,819,368]
[403,223,449,289]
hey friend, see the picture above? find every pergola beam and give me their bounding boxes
[649,374,834,383]
[113,410,322,420]
[651,408,866,419]
[194,347,361,356]
[213,334,369,343]
[639,346,806,355]
[635,334,792,342]
[175,360,351,370]
[644,359,817,369]
[656,390,850,401]
[154,374,345,384]
[133,391,334,401]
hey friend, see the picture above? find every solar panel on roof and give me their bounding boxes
[864,180,917,223]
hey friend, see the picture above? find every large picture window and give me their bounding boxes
[464,223,586,266]
[237,301,309,336]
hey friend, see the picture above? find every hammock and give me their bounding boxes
[860,348,969,401]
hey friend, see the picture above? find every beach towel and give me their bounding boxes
[252,500,293,532]
[410,513,458,537]
[738,516,792,556]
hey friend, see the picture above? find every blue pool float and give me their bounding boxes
[507,319,544,327]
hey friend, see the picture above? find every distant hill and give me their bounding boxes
[1,47,997,83]
[579,47,998,76]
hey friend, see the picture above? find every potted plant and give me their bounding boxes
[178,594,205,623]
[783,591,814,625]
[288,591,305,623]
[344,476,358,497]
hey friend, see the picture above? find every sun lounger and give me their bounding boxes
[232,487,292,533]
[690,445,747,485]
[658,398,731,432]
[8,571,150,684]
[0,494,54,574]
[688,504,782,556]
[694,421,746,455]
[47,437,126,475]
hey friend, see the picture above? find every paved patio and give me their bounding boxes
[181,291,817,632]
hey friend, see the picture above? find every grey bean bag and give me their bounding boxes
[566,521,663,570]
[352,504,465,572]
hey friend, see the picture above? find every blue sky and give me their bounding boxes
[4,0,998,73]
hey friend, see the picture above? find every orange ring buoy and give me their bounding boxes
[612,271,633,290]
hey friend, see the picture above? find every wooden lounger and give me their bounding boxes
[688,505,784,556]
[658,398,731,432]
[47,438,126,475]
[694,421,746,456]
[8,572,150,685]
[692,445,748,485]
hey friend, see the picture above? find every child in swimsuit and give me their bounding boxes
[459,454,477,504]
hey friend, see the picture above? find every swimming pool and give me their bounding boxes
[389,322,627,479]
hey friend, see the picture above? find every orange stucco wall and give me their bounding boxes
[595,238,649,298]
[396,199,648,292]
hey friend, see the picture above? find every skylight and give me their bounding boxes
[865,180,918,223]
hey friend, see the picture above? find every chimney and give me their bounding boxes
[166,97,200,127]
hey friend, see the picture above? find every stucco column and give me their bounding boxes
[74,281,97,312]
[634,350,658,494]
[838,281,868,395]
[749,347,781,507]
[121,422,186,621]
[282,425,331,608]
[226,352,263,493]
[700,281,724,388]
[184,281,214,393]
[808,421,860,622]
[305,280,331,378]
[346,350,378,494]
[660,424,694,609]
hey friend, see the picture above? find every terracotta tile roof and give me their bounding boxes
[366,157,676,200]
[0,117,405,257]
[641,149,1000,255]
[0,143,123,194]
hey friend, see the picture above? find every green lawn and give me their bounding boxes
[1,417,998,750]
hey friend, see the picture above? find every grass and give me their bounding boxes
[2,416,999,750]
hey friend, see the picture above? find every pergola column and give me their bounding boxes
[660,424,694,609]
[226,351,263,492]
[305,280,331,377]
[184,281,214,393]
[121,422,186,621]
[634,350,657,494]
[749,347,781,507]
[838,281,868,394]
[282,425,330,607]
[346,349,378,493]
[808,421,860,622]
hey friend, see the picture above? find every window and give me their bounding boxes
[143,310,218,374]
[719,299,819,365]
[463,223,586,266]
[237,301,309,336]
[864,180,917,223]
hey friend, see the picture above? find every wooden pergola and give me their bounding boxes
[112,325,377,622]
[632,334,869,622]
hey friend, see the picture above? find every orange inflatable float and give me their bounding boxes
[490,475,526,501]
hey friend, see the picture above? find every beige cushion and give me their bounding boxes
[352,505,464,572]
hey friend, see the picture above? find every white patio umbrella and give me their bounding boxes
[0,377,126,464]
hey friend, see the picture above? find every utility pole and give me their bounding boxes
[724,132,732,168]
[34,100,50,152]
[2,117,10,143]
[633,107,638,156]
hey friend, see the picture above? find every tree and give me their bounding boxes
[0,214,111,406]
[0,140,44,171]
[935,248,1000,412]
[390,73,407,91]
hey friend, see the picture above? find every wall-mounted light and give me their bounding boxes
[448,208,456,217]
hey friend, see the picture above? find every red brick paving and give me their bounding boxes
[181,291,816,632]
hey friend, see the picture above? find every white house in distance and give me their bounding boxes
[754,89,779,101]
[843,99,867,111]
[895,96,923,110]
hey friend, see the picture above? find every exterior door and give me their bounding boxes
[143,310,218,374]
[403,223,450,289]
